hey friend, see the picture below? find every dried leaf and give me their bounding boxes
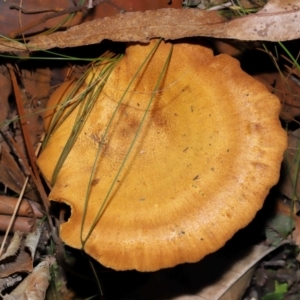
[89,0,182,19]
[279,128,300,200]
[26,1,300,43]
[0,0,181,37]
[196,244,286,300]
[293,216,300,248]
[0,247,32,278]
[0,0,299,52]
[0,215,36,233]
[2,260,51,300]
[21,68,51,105]
[0,66,11,125]
[0,227,43,278]
[0,275,22,294]
[24,227,42,260]
[20,68,51,149]
[0,232,22,261]
[0,196,43,218]
[124,243,288,299]
[0,141,38,201]
[0,9,221,52]
[254,72,300,122]
[0,0,72,37]
[0,142,27,195]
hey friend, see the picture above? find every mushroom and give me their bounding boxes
[37,40,287,271]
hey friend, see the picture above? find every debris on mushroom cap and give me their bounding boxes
[37,39,287,271]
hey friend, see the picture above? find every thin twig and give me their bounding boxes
[0,133,44,256]
[0,176,29,257]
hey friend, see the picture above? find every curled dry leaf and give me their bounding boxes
[0,0,181,37]
[123,243,288,299]
[0,0,299,52]
[0,227,43,278]
[0,232,22,261]
[2,260,51,300]
[0,215,36,233]
[0,275,22,295]
[24,227,42,260]
[0,246,32,278]
[0,196,43,218]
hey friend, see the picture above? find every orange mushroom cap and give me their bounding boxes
[37,40,287,271]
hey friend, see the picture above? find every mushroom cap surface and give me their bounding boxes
[37,40,287,271]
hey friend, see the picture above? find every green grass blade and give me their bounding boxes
[49,57,123,184]
[0,34,112,61]
[80,39,173,247]
[278,42,300,70]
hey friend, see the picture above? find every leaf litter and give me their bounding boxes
[0,0,300,299]
[0,227,52,299]
[0,0,299,53]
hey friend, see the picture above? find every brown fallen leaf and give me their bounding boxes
[0,68,34,199]
[0,227,43,278]
[293,217,300,252]
[2,259,51,300]
[0,143,27,193]
[279,128,300,200]
[0,137,39,201]
[0,196,43,218]
[0,245,32,278]
[21,68,51,108]
[0,215,37,234]
[0,0,74,37]
[0,0,299,52]
[0,66,11,126]
[0,275,22,295]
[0,231,22,261]
[18,67,51,153]
[3,0,182,38]
[254,72,300,122]
[283,55,300,79]
[24,227,42,260]
[88,0,183,20]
